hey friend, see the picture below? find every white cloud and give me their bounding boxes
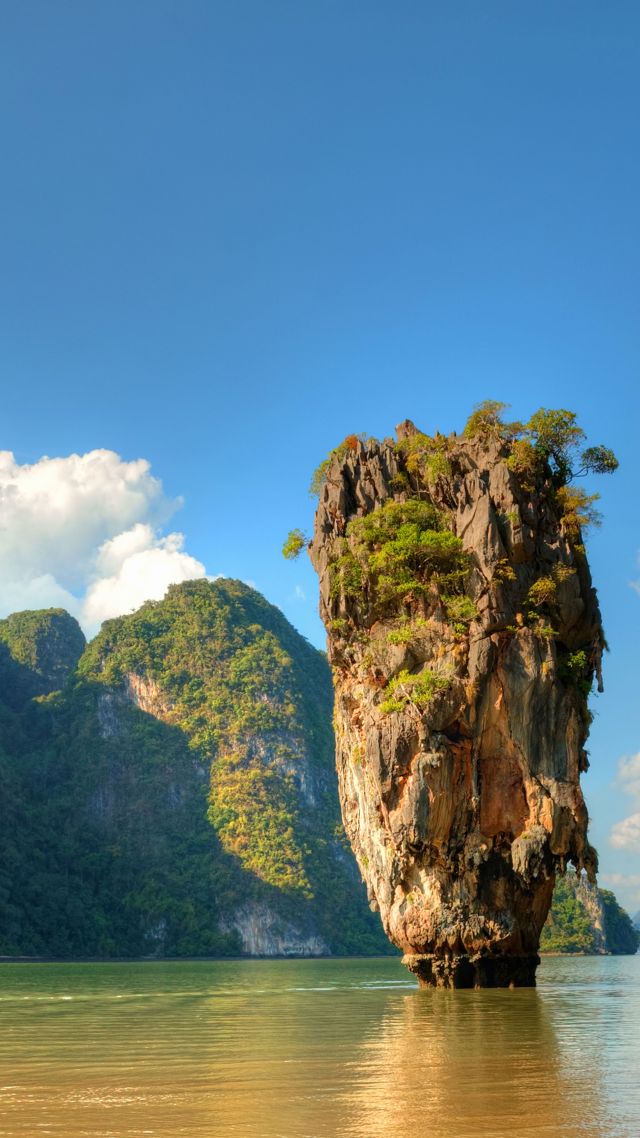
[609,753,640,852]
[611,813,640,852]
[83,527,207,631]
[0,574,79,617]
[0,450,208,636]
[599,873,640,912]
[616,753,640,801]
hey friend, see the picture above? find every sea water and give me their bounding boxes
[1,955,638,1137]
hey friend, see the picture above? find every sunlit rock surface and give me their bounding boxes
[310,423,603,987]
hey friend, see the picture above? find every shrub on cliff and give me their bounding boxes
[329,498,471,616]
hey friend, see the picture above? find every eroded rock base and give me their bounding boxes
[403,952,541,989]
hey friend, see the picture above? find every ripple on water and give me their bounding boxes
[0,955,639,1138]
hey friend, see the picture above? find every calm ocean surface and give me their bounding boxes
[0,954,638,1138]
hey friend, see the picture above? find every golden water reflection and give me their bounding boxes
[0,957,638,1137]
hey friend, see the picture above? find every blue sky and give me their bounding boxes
[1,1,639,908]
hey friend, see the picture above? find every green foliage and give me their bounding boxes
[578,445,619,476]
[542,876,640,955]
[0,582,391,959]
[79,583,330,898]
[509,408,618,489]
[526,562,576,628]
[555,485,602,539]
[349,499,441,544]
[396,432,452,480]
[330,499,470,612]
[457,403,619,495]
[442,594,477,632]
[540,877,596,953]
[209,753,312,897]
[600,890,640,954]
[0,609,85,699]
[380,667,451,715]
[282,529,307,560]
[0,685,243,959]
[559,650,592,696]
[493,558,517,584]
[329,545,364,600]
[526,575,557,608]
[386,617,429,645]
[424,450,452,481]
[505,438,540,489]
[328,617,350,635]
[528,617,557,640]
[525,408,585,484]
[463,400,517,439]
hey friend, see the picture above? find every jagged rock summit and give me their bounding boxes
[309,412,607,987]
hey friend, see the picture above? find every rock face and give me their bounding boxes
[309,423,604,987]
[573,876,607,953]
[219,900,329,956]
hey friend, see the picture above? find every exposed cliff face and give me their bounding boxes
[219,901,329,956]
[573,877,607,952]
[310,423,603,987]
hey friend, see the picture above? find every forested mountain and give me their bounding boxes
[0,582,388,958]
[0,583,636,959]
[0,608,86,702]
[541,874,639,955]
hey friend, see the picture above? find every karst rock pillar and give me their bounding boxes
[309,422,603,988]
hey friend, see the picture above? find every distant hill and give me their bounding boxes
[541,874,639,955]
[0,580,389,959]
[0,608,85,703]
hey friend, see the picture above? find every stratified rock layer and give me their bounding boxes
[310,424,603,987]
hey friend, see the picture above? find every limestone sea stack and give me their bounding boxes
[308,413,606,988]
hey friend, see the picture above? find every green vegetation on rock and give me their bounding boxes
[282,528,307,560]
[330,498,470,616]
[464,401,618,486]
[600,889,640,954]
[540,877,597,953]
[541,875,639,955]
[379,667,452,715]
[462,401,617,531]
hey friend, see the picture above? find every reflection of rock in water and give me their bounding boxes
[340,988,609,1138]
